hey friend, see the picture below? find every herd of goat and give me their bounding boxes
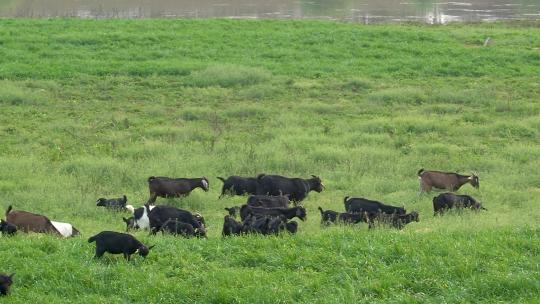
[0,169,486,296]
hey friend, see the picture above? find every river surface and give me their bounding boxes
[0,0,538,24]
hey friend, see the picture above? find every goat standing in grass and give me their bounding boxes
[418,169,479,192]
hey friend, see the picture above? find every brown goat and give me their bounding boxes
[418,169,479,192]
[5,206,62,236]
[147,176,209,204]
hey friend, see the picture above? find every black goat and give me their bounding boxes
[122,217,136,232]
[0,220,17,236]
[369,211,420,229]
[256,174,324,202]
[152,219,196,237]
[418,169,479,192]
[224,206,241,219]
[433,193,486,215]
[0,273,14,296]
[88,231,154,261]
[318,207,366,226]
[96,195,128,210]
[285,221,298,234]
[217,176,258,198]
[338,212,367,225]
[222,215,244,237]
[318,207,339,225]
[344,196,406,215]
[241,215,287,235]
[240,205,307,222]
[247,194,290,208]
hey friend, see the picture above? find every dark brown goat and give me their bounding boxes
[418,169,479,192]
[5,206,61,236]
[147,176,209,204]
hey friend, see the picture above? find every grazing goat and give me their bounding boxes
[224,206,241,219]
[285,221,298,234]
[318,207,366,226]
[217,176,258,198]
[96,195,128,211]
[256,174,324,202]
[152,219,196,237]
[344,197,406,215]
[222,215,244,237]
[418,169,479,192]
[0,273,14,296]
[50,221,80,237]
[88,231,154,261]
[338,212,367,225]
[247,194,290,208]
[122,217,136,232]
[135,205,206,238]
[242,215,271,234]
[433,193,486,215]
[368,211,420,229]
[240,205,307,222]
[147,176,209,204]
[0,220,17,236]
[242,215,286,235]
[6,206,61,236]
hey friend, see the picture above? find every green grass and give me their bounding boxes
[0,19,539,303]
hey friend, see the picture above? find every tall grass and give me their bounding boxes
[0,19,539,303]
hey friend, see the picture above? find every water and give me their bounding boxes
[0,0,538,24]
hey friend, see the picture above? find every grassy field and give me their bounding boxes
[0,19,539,303]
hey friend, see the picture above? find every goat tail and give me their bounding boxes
[5,205,12,217]
[123,195,127,202]
[257,173,266,180]
[417,168,425,176]
[217,176,226,182]
[318,207,324,215]
[148,176,156,183]
[343,196,350,204]
[88,235,97,243]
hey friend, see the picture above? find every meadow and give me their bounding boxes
[0,19,539,303]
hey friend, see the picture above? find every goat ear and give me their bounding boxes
[311,175,317,178]
[9,273,15,278]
